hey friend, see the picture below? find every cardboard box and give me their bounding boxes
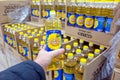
[112,68,120,80]
[65,27,113,47]
[4,43,27,67]
[25,21,45,27]
[0,0,29,24]
[65,0,120,47]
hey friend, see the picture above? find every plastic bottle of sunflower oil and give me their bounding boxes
[64,53,77,80]
[32,38,40,60]
[67,0,76,27]
[45,10,62,70]
[74,58,87,80]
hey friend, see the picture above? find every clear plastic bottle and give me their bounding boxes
[42,35,46,42]
[67,0,76,27]
[99,45,105,53]
[32,32,36,37]
[74,49,84,63]
[64,53,77,80]
[87,53,94,63]
[63,39,69,43]
[82,45,89,58]
[74,58,87,80]
[32,38,40,60]
[78,39,84,49]
[45,10,62,70]
[40,41,45,50]
[27,30,31,36]
[65,45,72,57]
[94,49,100,57]
[22,34,29,58]
[88,42,94,53]
[72,42,79,53]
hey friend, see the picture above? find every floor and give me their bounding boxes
[0,49,9,71]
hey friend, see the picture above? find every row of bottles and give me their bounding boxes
[41,0,66,22]
[67,1,117,33]
[31,5,39,17]
[18,28,45,59]
[41,0,54,18]
[55,0,66,22]
[4,24,34,48]
[53,39,105,80]
[32,0,40,5]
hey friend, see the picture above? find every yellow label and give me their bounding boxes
[19,46,23,53]
[94,18,98,29]
[76,16,84,26]
[54,71,59,78]
[42,10,48,17]
[62,12,66,20]
[42,10,46,17]
[48,33,62,50]
[57,11,61,19]
[13,40,16,47]
[85,18,94,28]
[69,15,75,25]
[35,10,39,16]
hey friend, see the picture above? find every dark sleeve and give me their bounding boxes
[0,60,46,80]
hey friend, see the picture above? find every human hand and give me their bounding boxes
[34,45,65,71]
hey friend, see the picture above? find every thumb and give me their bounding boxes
[49,48,65,58]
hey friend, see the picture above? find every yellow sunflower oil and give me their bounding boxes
[94,49,100,57]
[74,58,87,80]
[74,49,84,63]
[82,45,89,58]
[78,39,84,49]
[32,38,40,60]
[87,53,94,63]
[64,53,77,80]
[45,10,62,70]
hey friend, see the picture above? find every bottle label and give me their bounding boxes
[84,16,94,29]
[42,10,48,18]
[105,18,113,33]
[61,10,66,21]
[54,70,63,80]
[57,10,62,20]
[47,10,51,18]
[31,9,39,17]
[23,47,29,57]
[94,17,105,32]
[76,14,84,27]
[64,73,74,80]
[67,12,75,26]
[19,45,23,54]
[46,30,62,51]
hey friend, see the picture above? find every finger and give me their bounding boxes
[49,48,65,58]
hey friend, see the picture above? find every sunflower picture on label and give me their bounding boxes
[77,16,84,26]
[47,33,62,50]
[69,15,75,25]
[54,71,59,78]
[85,18,94,28]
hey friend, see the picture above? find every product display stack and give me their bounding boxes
[0,0,120,80]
